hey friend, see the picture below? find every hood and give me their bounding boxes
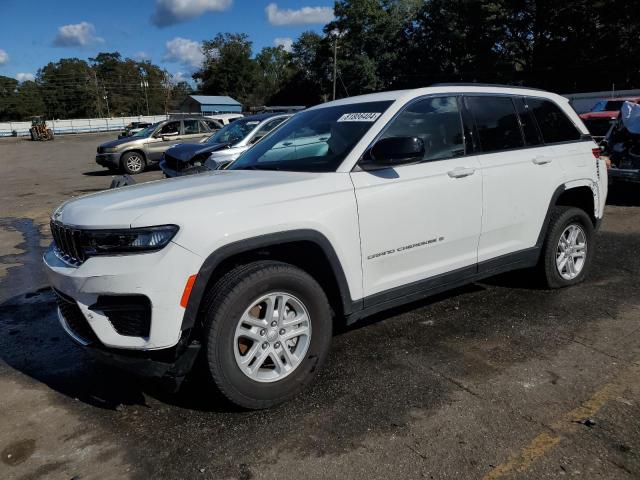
[165,142,230,162]
[99,136,146,148]
[53,169,326,229]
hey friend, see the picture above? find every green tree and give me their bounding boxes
[37,58,95,119]
[194,33,258,106]
[0,75,18,120]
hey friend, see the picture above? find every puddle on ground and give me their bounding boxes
[0,217,49,303]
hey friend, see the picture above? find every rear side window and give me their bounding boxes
[525,98,582,143]
[514,97,543,146]
[465,96,524,152]
[381,96,465,161]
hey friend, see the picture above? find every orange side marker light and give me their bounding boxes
[180,274,198,308]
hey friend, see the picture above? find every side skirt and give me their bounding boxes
[346,247,540,325]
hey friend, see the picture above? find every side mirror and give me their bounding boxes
[362,136,425,170]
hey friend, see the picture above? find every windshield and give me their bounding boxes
[228,101,393,172]
[205,118,261,145]
[132,123,158,138]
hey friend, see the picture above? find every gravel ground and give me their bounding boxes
[1,133,639,480]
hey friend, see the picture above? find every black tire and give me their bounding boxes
[201,260,332,409]
[121,151,146,175]
[538,206,595,289]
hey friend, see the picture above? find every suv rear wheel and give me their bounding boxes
[121,151,146,175]
[201,261,332,409]
[539,206,595,288]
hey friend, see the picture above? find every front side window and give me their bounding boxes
[380,96,464,161]
[526,98,582,144]
[157,121,180,136]
[466,96,524,153]
[229,101,392,172]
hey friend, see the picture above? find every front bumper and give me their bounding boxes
[608,167,640,184]
[43,241,203,350]
[96,152,121,169]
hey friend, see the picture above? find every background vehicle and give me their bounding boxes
[118,122,152,139]
[160,113,291,177]
[602,101,640,184]
[45,85,607,409]
[29,116,54,141]
[95,117,217,174]
[205,113,244,125]
[580,97,640,138]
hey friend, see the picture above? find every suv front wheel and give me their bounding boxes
[121,151,146,175]
[201,261,333,409]
[539,206,595,288]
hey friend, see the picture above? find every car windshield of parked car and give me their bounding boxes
[131,123,158,138]
[228,101,393,172]
[205,118,261,145]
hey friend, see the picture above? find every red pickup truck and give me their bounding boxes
[580,97,640,138]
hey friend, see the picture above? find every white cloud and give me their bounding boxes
[163,37,204,70]
[151,0,233,27]
[273,37,293,52]
[266,3,334,26]
[53,22,104,47]
[0,49,8,65]
[15,73,35,82]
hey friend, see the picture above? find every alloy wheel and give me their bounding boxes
[233,292,311,383]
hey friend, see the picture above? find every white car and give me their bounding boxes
[44,84,607,409]
[205,113,244,125]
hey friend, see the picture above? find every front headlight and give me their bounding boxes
[103,147,118,153]
[82,225,179,256]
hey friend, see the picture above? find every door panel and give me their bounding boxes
[475,146,564,261]
[352,158,482,300]
[145,121,181,161]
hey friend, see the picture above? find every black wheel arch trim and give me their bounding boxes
[120,149,148,164]
[180,229,354,331]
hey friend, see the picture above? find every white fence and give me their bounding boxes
[0,115,169,137]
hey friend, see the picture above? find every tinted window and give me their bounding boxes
[381,96,464,161]
[526,98,582,143]
[514,97,543,146]
[229,101,392,172]
[466,96,524,152]
[183,119,199,134]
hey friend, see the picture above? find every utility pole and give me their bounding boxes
[332,34,338,101]
[103,88,111,118]
[92,71,103,118]
[140,68,150,116]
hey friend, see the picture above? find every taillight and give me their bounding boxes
[592,147,601,159]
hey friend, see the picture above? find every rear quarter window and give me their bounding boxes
[525,98,582,143]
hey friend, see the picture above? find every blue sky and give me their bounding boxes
[0,0,333,83]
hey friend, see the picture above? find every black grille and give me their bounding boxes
[92,295,151,338]
[54,289,100,344]
[50,221,86,265]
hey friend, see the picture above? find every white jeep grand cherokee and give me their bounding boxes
[44,85,607,408]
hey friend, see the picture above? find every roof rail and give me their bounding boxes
[430,82,546,92]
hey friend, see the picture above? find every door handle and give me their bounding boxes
[532,156,552,165]
[447,167,476,178]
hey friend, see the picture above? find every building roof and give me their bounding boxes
[188,95,241,106]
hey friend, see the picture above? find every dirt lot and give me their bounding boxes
[1,133,640,480]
